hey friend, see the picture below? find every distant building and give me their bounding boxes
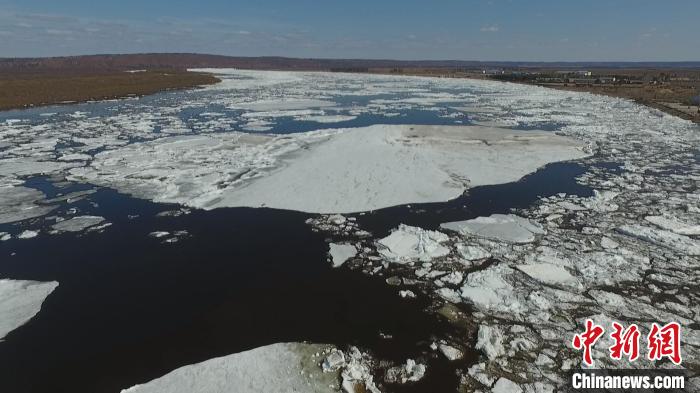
[556,70,592,77]
[482,69,505,75]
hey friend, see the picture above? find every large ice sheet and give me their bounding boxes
[216,125,589,213]
[70,124,588,214]
[0,279,58,341]
[120,343,339,393]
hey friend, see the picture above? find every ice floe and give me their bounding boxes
[377,224,450,263]
[67,124,588,214]
[0,186,56,224]
[0,279,58,341]
[120,343,341,393]
[50,216,106,233]
[442,214,545,244]
[328,243,357,267]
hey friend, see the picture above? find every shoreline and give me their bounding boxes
[0,70,220,112]
[3,65,697,125]
[364,68,700,124]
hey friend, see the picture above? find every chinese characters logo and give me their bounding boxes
[572,319,682,366]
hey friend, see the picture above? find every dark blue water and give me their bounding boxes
[0,159,593,393]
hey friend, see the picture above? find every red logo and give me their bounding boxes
[572,319,605,366]
[647,322,682,365]
[572,320,682,366]
[610,322,640,362]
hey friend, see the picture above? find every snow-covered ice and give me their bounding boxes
[120,343,340,393]
[328,243,357,267]
[0,279,58,341]
[442,214,545,243]
[377,224,450,263]
[17,230,39,239]
[0,186,56,224]
[51,216,106,233]
[66,123,588,214]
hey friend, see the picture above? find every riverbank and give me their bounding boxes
[539,83,700,123]
[366,68,700,124]
[0,70,220,111]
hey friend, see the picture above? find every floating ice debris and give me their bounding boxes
[644,215,700,236]
[0,279,58,341]
[384,359,427,384]
[0,186,56,224]
[475,325,505,361]
[399,290,416,298]
[600,236,619,249]
[17,230,39,239]
[460,264,521,314]
[120,343,340,393]
[617,225,700,255]
[230,98,336,111]
[58,153,92,162]
[438,344,463,361]
[0,232,10,241]
[149,231,170,239]
[442,214,545,244]
[328,243,357,268]
[321,350,346,372]
[155,208,191,218]
[492,377,523,393]
[43,189,96,204]
[377,224,450,263]
[297,115,357,123]
[456,243,492,261]
[515,263,581,291]
[583,190,619,212]
[340,347,381,393]
[51,216,106,233]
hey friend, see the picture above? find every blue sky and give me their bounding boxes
[1,0,698,61]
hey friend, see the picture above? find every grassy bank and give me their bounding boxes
[0,70,220,111]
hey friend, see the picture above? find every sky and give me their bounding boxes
[0,0,699,61]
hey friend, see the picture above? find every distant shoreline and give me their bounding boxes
[0,70,220,112]
[1,53,697,124]
[364,68,700,124]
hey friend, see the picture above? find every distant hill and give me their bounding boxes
[2,53,700,75]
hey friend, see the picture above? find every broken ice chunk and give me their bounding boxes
[475,325,505,361]
[516,263,581,291]
[385,359,427,384]
[328,243,357,268]
[644,215,700,236]
[617,225,700,255]
[0,186,57,224]
[17,230,39,239]
[438,344,463,361]
[377,224,450,263]
[492,377,523,393]
[456,243,492,261]
[51,216,106,233]
[441,214,545,244]
[322,350,346,372]
[0,279,58,341]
